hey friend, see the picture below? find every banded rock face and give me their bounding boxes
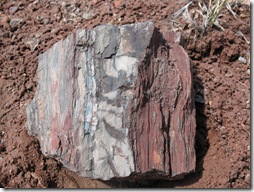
[26,21,196,180]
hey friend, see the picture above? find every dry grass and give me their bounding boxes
[170,0,248,35]
[202,0,226,32]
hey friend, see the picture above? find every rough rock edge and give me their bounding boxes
[26,21,196,181]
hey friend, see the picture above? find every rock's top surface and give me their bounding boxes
[26,21,196,180]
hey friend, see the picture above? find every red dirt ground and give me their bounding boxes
[0,0,250,188]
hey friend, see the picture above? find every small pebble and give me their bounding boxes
[62,1,66,7]
[35,33,41,38]
[239,7,244,12]
[10,18,24,30]
[238,56,247,64]
[245,174,250,182]
[82,12,94,20]
[9,6,18,14]
[33,0,39,5]
[0,14,9,24]
[225,73,233,78]
[114,0,122,8]
[43,18,49,25]
[240,13,247,19]
[24,38,40,51]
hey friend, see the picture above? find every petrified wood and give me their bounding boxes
[26,21,196,180]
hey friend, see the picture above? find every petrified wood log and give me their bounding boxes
[26,21,196,180]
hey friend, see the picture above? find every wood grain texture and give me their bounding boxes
[26,21,196,180]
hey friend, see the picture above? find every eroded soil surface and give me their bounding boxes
[0,0,250,188]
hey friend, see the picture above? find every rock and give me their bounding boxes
[9,6,19,14]
[82,11,94,20]
[26,21,196,180]
[33,0,40,5]
[0,14,9,24]
[114,0,123,8]
[238,56,247,64]
[9,18,24,30]
[43,18,50,25]
[23,37,40,51]
[245,173,250,183]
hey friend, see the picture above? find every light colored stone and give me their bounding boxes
[10,18,24,29]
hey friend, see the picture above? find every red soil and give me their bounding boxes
[0,0,250,188]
